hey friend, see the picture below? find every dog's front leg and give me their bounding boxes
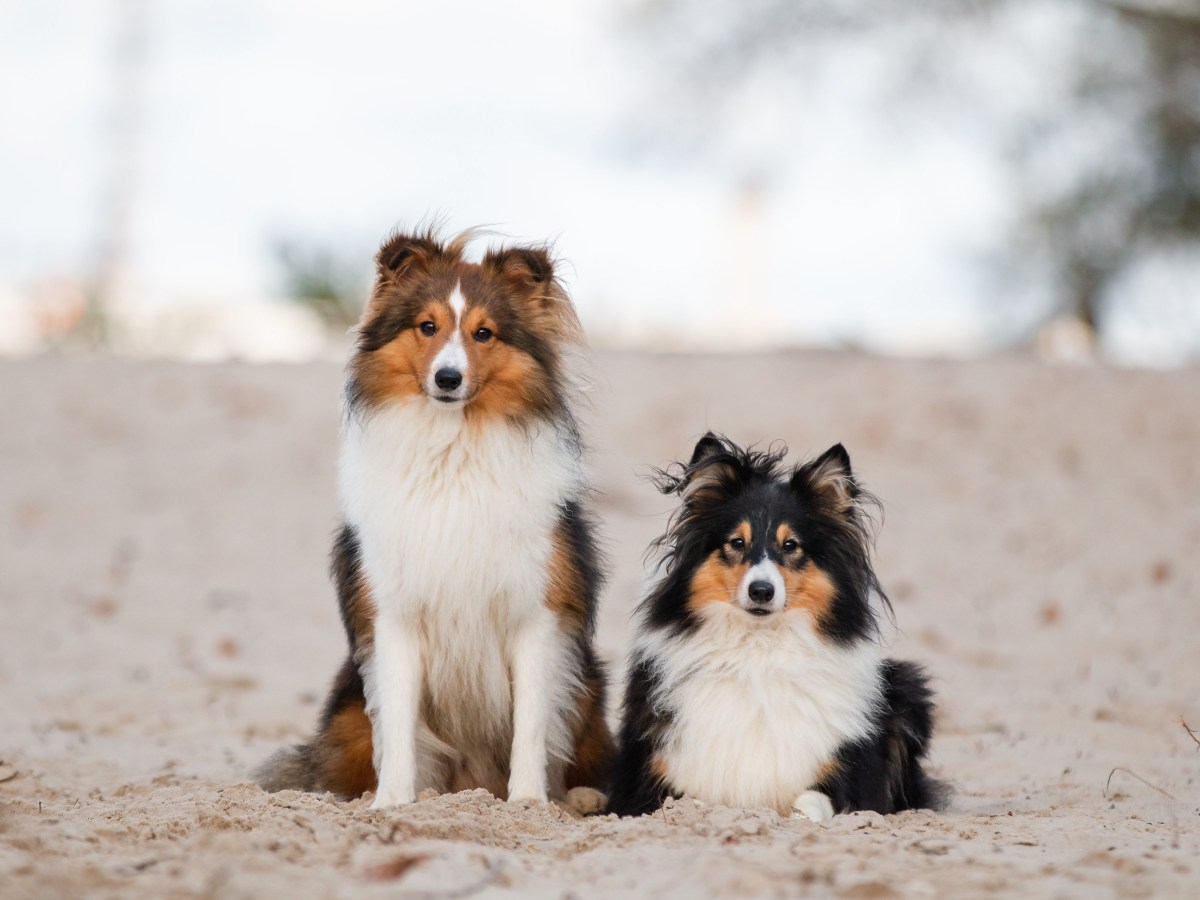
[507,608,558,803]
[368,614,421,809]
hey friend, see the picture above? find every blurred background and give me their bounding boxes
[2,0,1199,365]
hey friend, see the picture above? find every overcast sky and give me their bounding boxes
[1,0,1195,362]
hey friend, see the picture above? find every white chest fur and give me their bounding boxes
[340,401,581,614]
[339,399,582,777]
[644,605,882,814]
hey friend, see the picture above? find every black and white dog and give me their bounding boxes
[608,434,944,821]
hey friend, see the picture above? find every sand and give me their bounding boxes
[1,352,1198,898]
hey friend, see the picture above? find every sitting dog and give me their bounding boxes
[257,228,612,807]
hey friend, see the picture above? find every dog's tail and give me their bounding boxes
[881,658,951,811]
[253,743,319,793]
[253,657,378,798]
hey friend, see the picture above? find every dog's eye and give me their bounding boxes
[782,539,799,553]
[419,321,437,336]
[473,327,494,343]
[728,537,745,552]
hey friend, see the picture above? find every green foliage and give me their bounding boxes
[626,0,1200,340]
[273,240,366,332]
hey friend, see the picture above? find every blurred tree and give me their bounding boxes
[272,240,366,333]
[1021,2,1200,336]
[625,0,1200,350]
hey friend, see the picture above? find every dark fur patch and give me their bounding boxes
[548,499,616,789]
[813,660,948,814]
[331,525,374,655]
[607,658,676,817]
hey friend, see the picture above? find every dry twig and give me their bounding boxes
[1181,717,1200,751]
[1104,767,1175,801]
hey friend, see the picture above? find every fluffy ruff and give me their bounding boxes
[256,228,613,806]
[607,434,945,820]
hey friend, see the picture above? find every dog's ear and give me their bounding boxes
[688,432,725,468]
[791,443,856,514]
[656,432,746,503]
[357,231,450,339]
[483,245,555,287]
[483,243,581,342]
[375,231,445,279]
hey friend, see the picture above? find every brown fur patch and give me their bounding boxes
[351,329,424,408]
[314,700,377,798]
[352,302,458,409]
[461,306,497,342]
[564,667,614,790]
[811,755,843,788]
[462,337,545,424]
[331,525,377,659]
[546,519,614,791]
[344,577,377,659]
[481,245,583,347]
[782,561,837,620]
[545,527,588,630]
[650,754,669,783]
[688,552,749,613]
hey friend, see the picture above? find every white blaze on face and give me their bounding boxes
[428,281,469,401]
[737,558,786,614]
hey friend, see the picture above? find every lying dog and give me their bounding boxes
[608,434,944,821]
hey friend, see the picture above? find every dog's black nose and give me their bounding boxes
[748,580,775,604]
[434,368,463,391]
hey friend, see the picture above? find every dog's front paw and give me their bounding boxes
[506,778,548,805]
[370,784,416,810]
[791,790,835,824]
[506,790,548,806]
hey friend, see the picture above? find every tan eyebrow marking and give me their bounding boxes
[776,523,800,550]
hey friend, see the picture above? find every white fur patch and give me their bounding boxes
[342,398,585,803]
[427,281,469,401]
[793,790,835,823]
[508,605,572,802]
[738,559,785,614]
[638,604,882,815]
[428,337,468,394]
[447,281,466,320]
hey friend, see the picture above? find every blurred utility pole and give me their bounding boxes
[724,172,769,345]
[83,0,150,346]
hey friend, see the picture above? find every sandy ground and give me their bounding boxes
[1,352,1198,898]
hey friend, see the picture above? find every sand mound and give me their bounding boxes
[1,354,1197,896]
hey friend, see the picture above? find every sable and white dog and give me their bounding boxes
[257,229,613,807]
[608,434,944,821]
